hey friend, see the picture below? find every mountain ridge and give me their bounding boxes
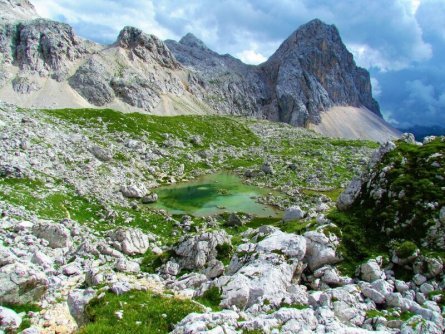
[0,0,397,142]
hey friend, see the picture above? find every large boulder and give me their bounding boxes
[218,229,308,309]
[336,178,362,210]
[67,288,96,326]
[174,231,231,270]
[114,258,140,273]
[120,184,147,199]
[108,227,154,255]
[0,306,22,332]
[283,206,305,222]
[303,231,340,271]
[32,220,72,248]
[359,259,385,283]
[0,263,48,304]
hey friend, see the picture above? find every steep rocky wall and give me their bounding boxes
[167,19,381,127]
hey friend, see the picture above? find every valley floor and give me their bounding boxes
[0,103,443,334]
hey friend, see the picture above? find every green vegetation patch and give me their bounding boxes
[395,241,418,258]
[0,302,41,332]
[44,108,259,148]
[0,177,104,223]
[330,137,445,276]
[140,249,173,273]
[215,242,234,265]
[194,286,222,311]
[80,290,203,334]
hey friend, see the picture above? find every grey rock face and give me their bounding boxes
[0,263,48,304]
[14,19,89,80]
[67,288,96,325]
[116,26,179,70]
[68,57,114,105]
[110,74,161,111]
[166,19,380,127]
[12,75,40,93]
[0,0,39,24]
[32,221,72,248]
[68,26,188,111]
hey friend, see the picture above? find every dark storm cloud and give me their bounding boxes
[31,0,444,127]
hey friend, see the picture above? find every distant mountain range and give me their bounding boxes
[0,0,399,142]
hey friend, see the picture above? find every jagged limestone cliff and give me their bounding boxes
[166,19,381,127]
[0,0,396,141]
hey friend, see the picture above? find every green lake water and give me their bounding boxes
[148,173,281,217]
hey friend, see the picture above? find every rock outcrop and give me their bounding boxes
[166,19,381,128]
[0,0,38,24]
[337,136,445,250]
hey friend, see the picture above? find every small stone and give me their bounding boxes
[440,207,445,223]
[63,264,81,276]
[283,206,305,222]
[115,310,124,320]
[120,184,146,198]
[141,193,158,204]
[115,258,140,273]
[261,161,274,175]
[89,145,113,161]
[111,281,132,295]
[412,274,427,286]
[226,213,243,227]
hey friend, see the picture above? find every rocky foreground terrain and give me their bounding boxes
[0,0,397,141]
[0,1,443,334]
[0,102,444,334]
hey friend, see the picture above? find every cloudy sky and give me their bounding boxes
[31,0,444,128]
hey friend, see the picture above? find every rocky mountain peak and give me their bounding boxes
[270,19,343,62]
[0,0,39,23]
[262,18,381,123]
[179,33,208,50]
[116,26,180,69]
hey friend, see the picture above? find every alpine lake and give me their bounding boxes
[147,173,282,218]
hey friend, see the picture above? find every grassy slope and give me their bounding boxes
[329,138,445,275]
[79,291,203,334]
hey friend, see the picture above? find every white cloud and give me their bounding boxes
[236,49,267,64]
[370,77,382,97]
[32,0,177,42]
